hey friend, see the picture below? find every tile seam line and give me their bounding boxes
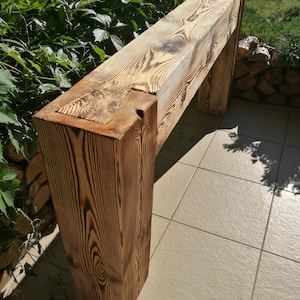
[166,129,218,221]
[156,156,202,170]
[196,166,276,192]
[284,143,300,149]
[170,219,261,251]
[152,125,219,257]
[250,194,275,300]
[250,109,292,299]
[149,216,172,260]
[262,249,300,265]
[196,129,218,168]
[169,166,198,221]
[281,108,293,147]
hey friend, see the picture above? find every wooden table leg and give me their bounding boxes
[34,100,157,300]
[198,0,245,115]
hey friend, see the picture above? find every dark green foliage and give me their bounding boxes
[0,0,173,118]
[0,0,184,120]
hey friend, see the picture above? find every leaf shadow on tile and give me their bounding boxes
[222,128,299,196]
[276,145,300,195]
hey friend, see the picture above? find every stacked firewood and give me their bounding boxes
[0,144,55,271]
[16,150,54,234]
[233,36,300,107]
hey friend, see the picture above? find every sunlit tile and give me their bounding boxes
[253,252,300,300]
[153,162,196,219]
[174,169,272,248]
[200,130,282,186]
[264,191,300,262]
[138,222,259,300]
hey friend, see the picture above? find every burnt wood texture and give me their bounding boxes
[33,0,244,299]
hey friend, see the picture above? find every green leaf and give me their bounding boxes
[113,21,127,28]
[32,18,46,29]
[78,8,97,17]
[12,178,21,187]
[8,50,27,68]
[138,8,148,19]
[92,46,105,61]
[91,14,112,27]
[131,19,139,32]
[39,83,60,94]
[7,128,22,156]
[59,35,75,41]
[0,190,15,208]
[0,194,8,218]
[2,168,19,181]
[27,59,41,73]
[53,68,71,89]
[0,162,6,177]
[0,112,14,125]
[0,43,9,54]
[0,109,21,126]
[110,35,123,51]
[93,29,110,43]
[0,143,5,163]
[0,69,15,95]
[144,2,156,9]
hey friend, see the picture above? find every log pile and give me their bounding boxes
[233,36,300,107]
[14,149,54,235]
[0,144,54,272]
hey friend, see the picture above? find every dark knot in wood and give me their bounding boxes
[162,39,185,53]
[66,253,75,266]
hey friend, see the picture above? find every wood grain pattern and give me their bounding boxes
[34,93,156,300]
[58,90,120,124]
[198,0,245,115]
[33,1,243,299]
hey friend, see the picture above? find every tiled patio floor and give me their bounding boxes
[4,98,300,299]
